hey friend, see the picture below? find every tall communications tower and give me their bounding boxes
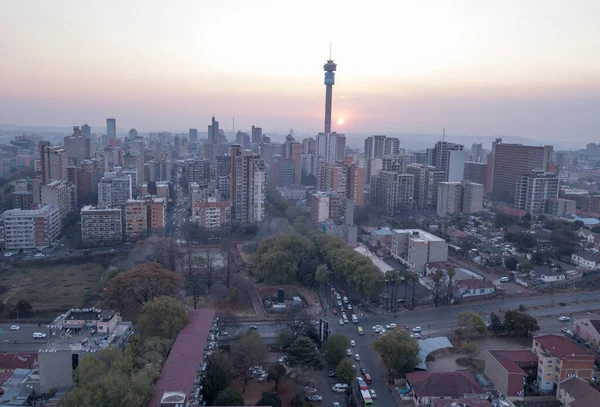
[323,46,337,134]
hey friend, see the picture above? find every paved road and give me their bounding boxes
[0,323,49,352]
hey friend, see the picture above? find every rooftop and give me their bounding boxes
[394,229,446,242]
[430,398,493,407]
[573,251,600,262]
[0,353,37,370]
[459,279,496,291]
[535,335,593,359]
[488,350,538,375]
[560,377,600,407]
[146,308,216,407]
[533,266,562,277]
[496,206,527,219]
[40,308,132,353]
[353,244,393,274]
[406,372,485,398]
[446,227,469,239]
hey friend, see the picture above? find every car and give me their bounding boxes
[249,325,258,329]
[347,304,353,310]
[500,276,510,283]
[561,327,569,333]
[343,296,349,303]
[333,403,341,407]
[369,389,378,399]
[350,340,356,347]
[279,356,287,363]
[304,386,318,394]
[343,318,349,324]
[372,324,382,331]
[413,326,422,333]
[352,315,359,323]
[333,309,338,315]
[337,301,342,306]
[33,332,47,339]
[341,311,347,318]
[339,319,344,326]
[360,367,367,375]
[10,325,20,331]
[559,316,570,322]
[306,395,323,402]
[258,373,268,382]
[346,349,352,356]
[354,354,360,361]
[220,331,229,336]
[387,323,397,329]
[328,369,337,377]
[411,333,421,339]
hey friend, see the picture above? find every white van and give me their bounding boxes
[352,314,358,324]
[331,383,348,392]
[33,332,47,339]
[500,277,510,283]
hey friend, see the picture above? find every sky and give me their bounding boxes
[1,0,599,145]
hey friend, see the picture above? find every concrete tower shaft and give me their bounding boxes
[324,58,337,134]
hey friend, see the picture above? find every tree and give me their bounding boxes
[216,311,240,335]
[286,336,324,371]
[136,296,189,341]
[202,352,231,405]
[278,308,313,338]
[222,242,236,288]
[323,334,351,365]
[503,310,540,337]
[315,264,329,286]
[371,330,420,376]
[431,269,445,306]
[464,342,480,361]
[230,331,268,392]
[454,311,487,339]
[488,312,504,335]
[335,359,356,385]
[205,251,214,293]
[256,392,282,407]
[504,257,518,271]
[183,247,206,309]
[519,260,533,272]
[106,262,182,309]
[214,388,245,406]
[15,299,33,318]
[446,268,456,304]
[277,329,295,350]
[267,363,287,392]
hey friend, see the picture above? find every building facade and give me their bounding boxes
[125,199,148,239]
[514,171,559,214]
[390,229,448,273]
[80,206,123,246]
[3,205,61,250]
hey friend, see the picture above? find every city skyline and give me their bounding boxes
[1,0,599,145]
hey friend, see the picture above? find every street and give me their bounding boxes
[0,323,48,352]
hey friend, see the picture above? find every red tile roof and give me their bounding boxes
[488,350,537,374]
[146,308,216,407]
[459,279,496,291]
[405,372,485,398]
[560,377,600,407]
[535,335,593,359]
[431,398,493,407]
[446,227,469,239]
[496,206,527,219]
[0,353,37,370]
[0,372,11,386]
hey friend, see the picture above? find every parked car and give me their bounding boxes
[258,374,268,382]
[249,325,258,329]
[328,369,337,377]
[304,386,318,394]
[360,367,367,375]
[346,349,352,356]
[10,325,20,331]
[369,389,378,399]
[350,340,355,347]
[338,319,344,326]
[279,356,287,363]
[500,277,510,283]
[413,326,422,333]
[306,395,323,402]
[559,316,570,322]
[354,354,360,362]
[386,323,397,329]
[411,333,421,339]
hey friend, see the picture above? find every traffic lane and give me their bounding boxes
[330,322,396,407]
[0,324,49,341]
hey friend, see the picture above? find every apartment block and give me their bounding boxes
[41,180,76,224]
[310,192,330,223]
[80,206,123,246]
[98,173,132,208]
[3,204,61,250]
[147,197,166,231]
[370,172,414,217]
[437,180,484,217]
[191,188,231,229]
[464,161,487,187]
[514,171,559,214]
[231,148,266,224]
[547,197,576,217]
[39,142,68,184]
[390,229,448,273]
[125,200,148,239]
[407,164,445,210]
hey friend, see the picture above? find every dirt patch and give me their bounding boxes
[456,357,485,371]
[230,378,295,406]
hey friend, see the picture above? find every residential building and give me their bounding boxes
[302,153,318,177]
[41,180,76,224]
[80,206,123,246]
[407,164,445,210]
[63,126,91,163]
[316,132,343,165]
[463,161,487,187]
[39,143,68,184]
[186,158,211,188]
[434,141,465,182]
[514,170,559,214]
[191,187,231,229]
[370,172,414,216]
[98,172,132,208]
[39,308,132,392]
[188,128,198,143]
[571,251,600,270]
[125,199,148,238]
[276,184,308,200]
[311,192,331,223]
[283,134,302,184]
[146,309,216,407]
[12,190,33,210]
[573,319,600,349]
[231,147,266,224]
[235,131,251,150]
[384,137,400,155]
[532,334,595,391]
[364,135,387,159]
[547,197,577,217]
[489,139,553,203]
[457,279,495,298]
[470,143,484,162]
[302,137,316,155]
[390,229,448,273]
[557,377,600,407]
[483,349,538,398]
[3,204,61,250]
[404,372,486,406]
[251,125,263,145]
[531,266,566,283]
[147,197,166,231]
[437,180,484,217]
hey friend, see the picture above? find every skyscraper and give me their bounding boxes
[81,124,91,138]
[251,126,263,145]
[189,128,198,143]
[323,52,337,134]
[283,134,302,184]
[514,170,559,214]
[64,126,91,163]
[39,142,68,185]
[434,141,464,182]
[206,117,220,162]
[231,148,266,224]
[436,180,483,217]
[106,118,116,138]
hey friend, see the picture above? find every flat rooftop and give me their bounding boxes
[393,229,445,242]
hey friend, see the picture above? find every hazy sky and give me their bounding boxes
[1,0,599,144]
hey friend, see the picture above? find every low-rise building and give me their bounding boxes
[531,266,566,283]
[391,229,448,273]
[3,204,61,250]
[125,199,148,238]
[276,184,308,200]
[483,349,538,398]
[80,206,123,246]
[404,372,486,406]
[547,197,577,217]
[573,319,600,349]
[557,376,600,407]
[457,279,496,298]
[532,334,595,391]
[39,308,132,392]
[571,251,600,270]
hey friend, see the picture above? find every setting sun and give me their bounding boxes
[338,117,345,125]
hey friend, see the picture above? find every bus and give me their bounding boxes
[359,389,373,407]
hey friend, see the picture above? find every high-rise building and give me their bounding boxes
[186,158,211,188]
[384,137,401,156]
[514,170,559,214]
[470,143,483,162]
[406,164,445,210]
[128,128,138,138]
[364,135,387,159]
[106,118,116,138]
[283,134,302,184]
[39,142,68,184]
[3,204,61,250]
[490,139,553,203]
[98,173,132,208]
[64,126,91,164]
[236,131,251,150]
[205,116,220,162]
[318,161,365,207]
[336,134,346,161]
[437,180,483,217]
[191,187,232,229]
[251,125,263,145]
[434,141,464,182]
[463,161,488,187]
[81,124,91,138]
[189,128,198,143]
[323,53,337,134]
[80,206,123,246]
[125,200,148,239]
[302,154,318,178]
[302,137,317,155]
[316,132,343,165]
[231,147,266,224]
[41,180,76,225]
[370,172,414,217]
[147,197,166,231]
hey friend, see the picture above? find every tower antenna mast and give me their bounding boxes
[329,43,332,60]
[442,127,445,141]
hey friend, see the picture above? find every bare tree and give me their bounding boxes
[183,245,206,309]
[230,331,268,392]
[205,251,214,293]
[216,311,240,335]
[222,242,236,288]
[278,307,313,338]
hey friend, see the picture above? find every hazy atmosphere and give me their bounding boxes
[1,0,599,145]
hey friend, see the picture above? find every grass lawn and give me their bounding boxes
[0,262,105,312]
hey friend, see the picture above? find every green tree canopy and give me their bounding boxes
[504,257,518,271]
[267,363,287,392]
[214,388,245,406]
[256,391,282,407]
[464,342,480,360]
[503,310,540,337]
[201,352,231,405]
[315,264,329,285]
[454,311,487,339]
[322,333,351,365]
[136,296,189,341]
[488,312,504,336]
[286,336,325,371]
[371,330,420,376]
[335,359,356,385]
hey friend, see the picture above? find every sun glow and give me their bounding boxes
[337,117,345,125]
